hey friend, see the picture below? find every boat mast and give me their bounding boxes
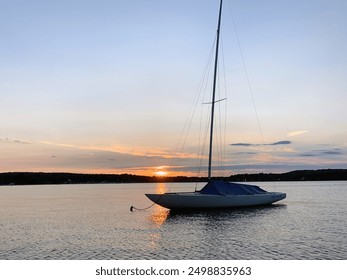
[208,0,223,180]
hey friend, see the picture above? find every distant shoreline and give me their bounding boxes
[1,169,347,185]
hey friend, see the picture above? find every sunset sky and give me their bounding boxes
[1,0,347,176]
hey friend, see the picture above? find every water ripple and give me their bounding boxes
[1,182,346,259]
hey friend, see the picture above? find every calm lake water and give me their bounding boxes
[0,181,346,260]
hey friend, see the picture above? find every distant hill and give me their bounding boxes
[228,169,347,182]
[0,169,346,185]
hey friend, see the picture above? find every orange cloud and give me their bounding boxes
[288,130,308,137]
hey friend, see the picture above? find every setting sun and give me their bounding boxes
[153,166,169,177]
[153,170,168,177]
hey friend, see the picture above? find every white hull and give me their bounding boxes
[145,191,286,210]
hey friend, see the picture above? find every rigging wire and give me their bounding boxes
[195,38,217,180]
[177,39,216,165]
[197,104,212,179]
[197,30,230,180]
[168,4,230,182]
[229,8,265,147]
[161,37,217,191]
[219,31,229,177]
[197,20,229,180]
[227,3,274,177]
[164,38,215,187]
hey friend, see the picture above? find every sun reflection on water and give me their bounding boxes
[150,205,169,227]
[148,183,170,227]
[155,183,167,194]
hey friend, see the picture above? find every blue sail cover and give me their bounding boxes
[200,180,267,195]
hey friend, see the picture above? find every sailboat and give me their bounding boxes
[145,0,286,210]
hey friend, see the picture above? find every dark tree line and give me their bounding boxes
[0,169,346,186]
[0,172,206,185]
[228,169,347,182]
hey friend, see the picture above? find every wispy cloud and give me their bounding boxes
[2,134,345,176]
[232,151,258,155]
[0,137,31,144]
[231,143,252,147]
[0,137,201,175]
[38,140,76,148]
[299,153,316,157]
[288,130,308,137]
[271,141,292,145]
[321,149,343,155]
[231,140,292,147]
[35,140,199,161]
[299,148,343,157]
[80,144,198,160]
